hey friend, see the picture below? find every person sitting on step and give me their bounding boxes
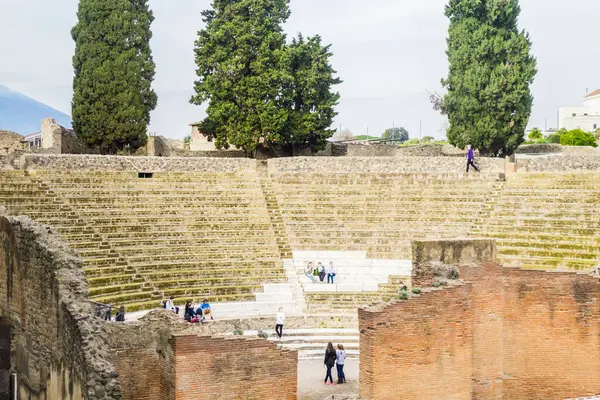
[184,300,198,323]
[164,296,179,314]
[317,262,326,283]
[327,262,337,284]
[197,299,214,321]
[115,306,125,322]
[305,262,316,283]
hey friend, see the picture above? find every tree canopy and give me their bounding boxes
[440,0,537,156]
[383,127,409,142]
[71,0,157,154]
[191,0,340,155]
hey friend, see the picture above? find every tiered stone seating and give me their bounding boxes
[0,170,285,311]
[271,172,498,259]
[473,172,600,271]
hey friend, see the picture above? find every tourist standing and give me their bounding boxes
[275,307,285,339]
[336,344,347,384]
[327,262,337,284]
[466,145,480,173]
[305,262,316,283]
[317,262,326,283]
[323,342,337,385]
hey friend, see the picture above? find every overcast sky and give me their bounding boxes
[1,0,599,140]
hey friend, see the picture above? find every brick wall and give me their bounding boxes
[360,260,600,400]
[359,285,474,400]
[501,268,600,399]
[173,335,297,400]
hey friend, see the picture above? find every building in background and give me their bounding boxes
[559,89,600,131]
[189,121,219,151]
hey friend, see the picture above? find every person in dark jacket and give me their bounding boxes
[184,300,196,322]
[323,342,337,385]
[115,306,125,322]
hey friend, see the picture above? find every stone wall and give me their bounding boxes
[268,156,505,175]
[172,335,297,400]
[411,239,497,287]
[0,215,120,399]
[331,143,468,158]
[517,154,600,172]
[22,154,256,173]
[0,131,23,154]
[359,285,474,400]
[359,257,600,400]
[148,135,246,158]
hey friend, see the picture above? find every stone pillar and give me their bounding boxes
[41,118,62,152]
[147,136,156,156]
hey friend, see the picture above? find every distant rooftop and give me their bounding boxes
[585,88,600,98]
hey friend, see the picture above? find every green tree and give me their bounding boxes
[528,127,542,140]
[547,133,561,144]
[560,129,598,147]
[191,1,340,155]
[383,127,409,142]
[421,136,435,143]
[281,34,341,153]
[440,0,537,156]
[71,0,157,154]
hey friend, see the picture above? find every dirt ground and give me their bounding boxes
[297,358,359,400]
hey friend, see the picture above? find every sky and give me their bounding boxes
[0,0,599,140]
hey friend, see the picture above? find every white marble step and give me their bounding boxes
[292,250,367,260]
[302,282,381,292]
[292,265,412,275]
[262,283,293,293]
[254,292,294,302]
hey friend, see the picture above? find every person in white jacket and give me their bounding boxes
[275,307,285,339]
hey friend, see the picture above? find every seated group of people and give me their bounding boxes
[164,297,214,323]
[305,261,337,284]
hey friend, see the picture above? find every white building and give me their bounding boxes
[559,89,600,131]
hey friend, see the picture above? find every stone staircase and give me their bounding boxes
[257,161,292,259]
[227,328,360,360]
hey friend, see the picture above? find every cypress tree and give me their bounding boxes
[72,0,157,154]
[441,0,537,156]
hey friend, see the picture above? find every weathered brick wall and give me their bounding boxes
[411,239,497,287]
[359,285,474,400]
[0,215,121,399]
[173,335,297,400]
[362,257,600,400]
[23,154,256,172]
[501,268,600,399]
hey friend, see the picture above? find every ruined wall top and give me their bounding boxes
[22,154,257,173]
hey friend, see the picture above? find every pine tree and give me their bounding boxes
[441,0,537,156]
[191,0,340,155]
[72,0,157,154]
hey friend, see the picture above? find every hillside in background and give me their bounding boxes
[0,85,71,134]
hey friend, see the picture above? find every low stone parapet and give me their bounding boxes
[22,153,257,172]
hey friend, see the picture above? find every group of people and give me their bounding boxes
[275,309,349,385]
[324,342,347,385]
[305,261,337,284]
[164,296,214,323]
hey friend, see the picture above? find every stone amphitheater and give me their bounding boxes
[0,151,599,400]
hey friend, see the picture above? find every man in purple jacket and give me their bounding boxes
[466,145,480,173]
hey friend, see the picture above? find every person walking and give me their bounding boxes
[305,262,316,283]
[275,307,285,339]
[466,144,480,173]
[323,342,337,385]
[327,262,337,284]
[336,344,347,384]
